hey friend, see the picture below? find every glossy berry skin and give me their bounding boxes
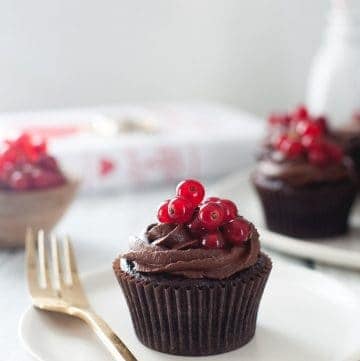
[301,134,317,149]
[292,105,308,120]
[168,196,194,223]
[315,116,328,134]
[222,217,251,245]
[8,171,30,191]
[187,213,205,236]
[198,202,225,230]
[218,199,238,222]
[201,231,225,249]
[176,179,205,206]
[295,119,323,138]
[277,135,304,159]
[38,155,58,172]
[31,169,65,189]
[157,200,172,223]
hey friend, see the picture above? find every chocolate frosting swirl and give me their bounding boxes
[121,223,260,280]
[254,147,351,187]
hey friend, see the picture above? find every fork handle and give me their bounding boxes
[74,308,138,361]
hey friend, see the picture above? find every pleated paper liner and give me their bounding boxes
[254,180,357,239]
[113,253,272,356]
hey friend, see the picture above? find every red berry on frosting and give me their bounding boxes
[295,119,323,138]
[8,171,30,191]
[31,169,64,189]
[198,202,225,230]
[277,135,304,159]
[292,105,308,120]
[222,217,251,246]
[315,116,328,133]
[187,215,206,236]
[218,199,238,222]
[176,179,205,206]
[168,196,194,223]
[201,231,225,249]
[157,200,172,223]
[301,134,317,149]
[38,155,59,172]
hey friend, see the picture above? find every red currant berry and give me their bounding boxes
[268,113,291,127]
[168,196,194,223]
[15,133,32,148]
[157,200,172,223]
[222,217,251,245]
[176,179,205,206]
[308,143,329,167]
[38,155,59,172]
[31,169,65,189]
[2,148,17,164]
[201,231,225,249]
[187,216,205,236]
[218,199,238,222]
[296,119,323,138]
[292,105,308,120]
[301,134,317,149]
[315,116,328,133]
[198,202,225,230]
[277,136,304,159]
[8,171,30,191]
[33,138,47,155]
[0,162,15,183]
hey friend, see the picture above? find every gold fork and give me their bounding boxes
[25,228,137,361]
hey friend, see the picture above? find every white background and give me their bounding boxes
[0,0,328,116]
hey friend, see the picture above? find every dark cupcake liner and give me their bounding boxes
[253,179,357,239]
[113,253,272,356]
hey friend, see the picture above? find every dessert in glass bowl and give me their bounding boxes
[252,105,357,239]
[113,179,272,356]
[0,133,79,247]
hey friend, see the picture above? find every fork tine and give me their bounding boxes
[25,227,38,292]
[51,233,63,290]
[37,229,51,289]
[25,227,35,266]
[63,235,79,286]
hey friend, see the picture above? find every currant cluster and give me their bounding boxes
[157,179,250,249]
[268,105,343,167]
[0,133,66,191]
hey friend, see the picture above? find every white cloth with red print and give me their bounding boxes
[0,103,263,192]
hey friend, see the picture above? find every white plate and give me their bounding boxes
[211,170,360,271]
[20,262,360,361]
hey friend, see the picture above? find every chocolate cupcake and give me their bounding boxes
[335,112,360,185]
[253,105,357,239]
[113,180,272,356]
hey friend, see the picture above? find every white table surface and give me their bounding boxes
[2,182,360,361]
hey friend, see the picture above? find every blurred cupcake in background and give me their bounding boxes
[0,133,79,247]
[335,111,360,185]
[252,105,357,239]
